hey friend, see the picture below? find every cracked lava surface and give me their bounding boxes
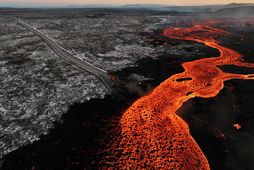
[109,22,254,169]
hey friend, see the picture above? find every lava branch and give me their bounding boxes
[103,23,254,169]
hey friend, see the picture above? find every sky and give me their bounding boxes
[0,0,253,6]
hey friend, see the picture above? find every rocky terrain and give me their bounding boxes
[0,9,206,158]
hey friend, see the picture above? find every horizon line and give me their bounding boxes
[0,2,253,8]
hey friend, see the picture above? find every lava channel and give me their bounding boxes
[108,23,254,169]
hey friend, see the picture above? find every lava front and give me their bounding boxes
[106,21,254,169]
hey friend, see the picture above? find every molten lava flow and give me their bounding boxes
[233,124,241,130]
[112,23,254,169]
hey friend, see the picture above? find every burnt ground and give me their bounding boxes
[1,12,254,170]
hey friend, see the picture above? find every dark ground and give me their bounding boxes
[1,10,254,170]
[178,26,254,170]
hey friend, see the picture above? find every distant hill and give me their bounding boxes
[122,4,170,8]
[120,3,254,13]
[213,6,254,18]
[227,3,254,7]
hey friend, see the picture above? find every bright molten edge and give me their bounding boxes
[115,22,254,169]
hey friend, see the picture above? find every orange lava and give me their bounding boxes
[233,124,241,130]
[113,23,254,169]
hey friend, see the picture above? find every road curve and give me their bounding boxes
[17,19,114,93]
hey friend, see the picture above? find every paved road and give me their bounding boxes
[17,19,114,93]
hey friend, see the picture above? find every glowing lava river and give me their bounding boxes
[111,22,254,169]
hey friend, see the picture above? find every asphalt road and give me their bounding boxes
[17,19,114,93]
